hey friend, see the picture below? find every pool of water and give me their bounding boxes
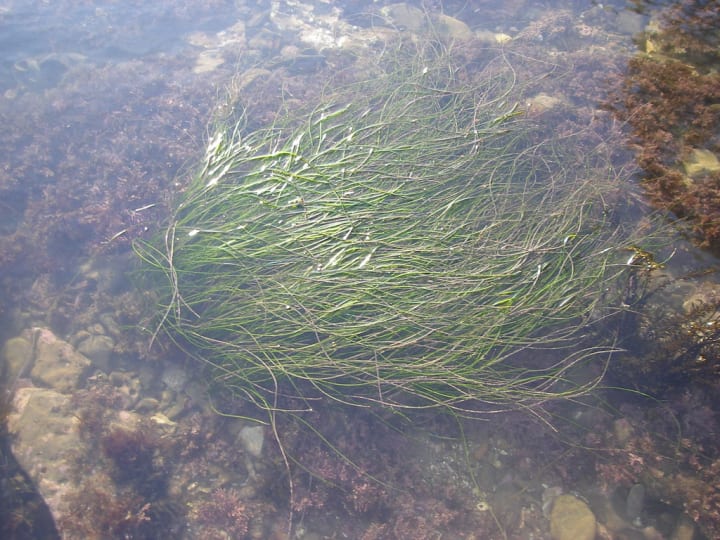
[1,1,718,539]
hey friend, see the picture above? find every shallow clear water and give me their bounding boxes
[1,1,718,539]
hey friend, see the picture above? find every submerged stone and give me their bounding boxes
[625,483,645,523]
[30,328,91,394]
[1,335,32,382]
[7,387,84,520]
[550,494,597,540]
[381,3,425,32]
[76,332,115,373]
[683,148,720,178]
[239,425,265,458]
[432,13,473,41]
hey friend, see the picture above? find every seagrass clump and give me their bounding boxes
[136,45,640,416]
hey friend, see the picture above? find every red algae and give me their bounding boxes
[608,0,720,251]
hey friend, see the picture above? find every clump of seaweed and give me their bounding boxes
[100,420,169,497]
[136,40,654,419]
[189,488,250,540]
[585,393,720,538]
[62,377,185,538]
[58,478,151,540]
[259,407,495,539]
[614,273,720,392]
[58,473,185,540]
[609,0,720,251]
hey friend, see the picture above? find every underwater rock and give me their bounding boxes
[186,18,246,74]
[550,494,597,540]
[432,13,474,41]
[238,425,265,458]
[525,92,564,116]
[76,331,115,373]
[613,417,635,446]
[681,282,720,315]
[672,514,697,540]
[542,485,564,517]
[625,484,645,524]
[7,386,84,521]
[474,30,513,44]
[134,397,160,414]
[381,3,425,32]
[193,50,225,74]
[161,364,188,393]
[1,335,32,382]
[98,312,123,340]
[270,0,347,51]
[683,148,720,178]
[30,328,91,394]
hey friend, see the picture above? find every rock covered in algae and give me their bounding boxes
[550,494,597,540]
[30,328,92,394]
[1,335,32,381]
[75,328,115,373]
[7,386,84,518]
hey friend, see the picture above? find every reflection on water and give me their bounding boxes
[0,1,718,538]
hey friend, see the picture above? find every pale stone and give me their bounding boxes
[135,397,160,413]
[683,148,720,177]
[30,328,91,394]
[526,93,564,114]
[194,50,225,74]
[150,412,176,428]
[476,30,501,44]
[613,417,634,445]
[381,3,425,32]
[239,425,265,458]
[432,13,473,41]
[550,494,596,540]
[186,30,215,48]
[626,484,645,522]
[2,335,33,381]
[682,283,720,315]
[7,387,84,519]
[671,515,696,540]
[76,332,115,372]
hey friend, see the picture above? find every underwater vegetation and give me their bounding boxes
[610,0,720,252]
[136,40,656,420]
[620,276,720,390]
[0,1,717,537]
[55,380,185,540]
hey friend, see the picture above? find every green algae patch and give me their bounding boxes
[136,44,647,417]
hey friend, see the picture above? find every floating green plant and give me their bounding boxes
[136,43,647,418]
